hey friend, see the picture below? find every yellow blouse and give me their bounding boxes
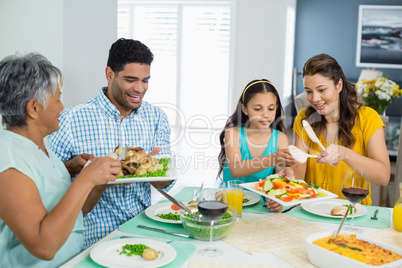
[293,106,384,205]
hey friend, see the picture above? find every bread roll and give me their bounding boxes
[331,205,348,216]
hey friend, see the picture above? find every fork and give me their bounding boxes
[196,183,204,200]
[371,209,379,220]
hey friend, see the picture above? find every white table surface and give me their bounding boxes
[61,185,394,268]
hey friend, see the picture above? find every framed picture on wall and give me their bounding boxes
[356,5,402,69]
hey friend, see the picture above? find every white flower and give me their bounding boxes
[375,90,391,101]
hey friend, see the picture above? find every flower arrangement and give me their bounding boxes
[356,77,402,115]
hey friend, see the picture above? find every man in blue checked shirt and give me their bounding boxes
[48,38,174,249]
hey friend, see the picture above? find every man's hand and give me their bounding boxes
[149,146,162,156]
[65,153,95,178]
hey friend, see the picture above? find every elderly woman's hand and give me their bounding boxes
[78,157,121,186]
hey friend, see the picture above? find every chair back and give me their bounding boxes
[390,119,402,207]
[371,115,389,206]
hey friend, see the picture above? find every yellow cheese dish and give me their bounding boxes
[313,234,402,266]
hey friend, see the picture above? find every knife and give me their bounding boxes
[137,225,193,238]
[155,187,199,219]
[281,203,300,213]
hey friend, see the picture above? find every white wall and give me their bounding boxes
[0,0,295,127]
[232,0,296,127]
[0,0,63,69]
[0,0,116,109]
[63,0,117,107]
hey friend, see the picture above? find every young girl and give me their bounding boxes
[218,79,296,212]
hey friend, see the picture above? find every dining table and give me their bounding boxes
[61,185,400,268]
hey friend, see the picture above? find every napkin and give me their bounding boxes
[364,228,402,248]
[287,205,390,229]
[272,245,317,268]
[189,260,281,268]
[222,213,325,255]
[118,212,192,242]
[73,236,195,268]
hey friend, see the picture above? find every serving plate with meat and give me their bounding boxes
[106,146,177,184]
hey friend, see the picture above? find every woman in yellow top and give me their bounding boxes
[293,54,390,205]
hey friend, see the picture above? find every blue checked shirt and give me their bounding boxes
[48,87,173,249]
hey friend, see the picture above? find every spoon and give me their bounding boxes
[288,145,317,163]
[328,204,352,244]
[302,120,326,151]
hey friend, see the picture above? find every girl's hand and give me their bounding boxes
[274,148,297,168]
[277,167,295,179]
[266,198,282,212]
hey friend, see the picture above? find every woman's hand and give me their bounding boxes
[266,198,282,212]
[78,157,121,186]
[316,144,342,165]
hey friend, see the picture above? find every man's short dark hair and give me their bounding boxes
[107,38,154,73]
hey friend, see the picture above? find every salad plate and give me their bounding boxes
[240,181,338,206]
[301,199,367,218]
[243,190,261,206]
[144,202,182,224]
[90,238,176,268]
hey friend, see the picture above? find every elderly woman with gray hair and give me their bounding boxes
[0,53,122,267]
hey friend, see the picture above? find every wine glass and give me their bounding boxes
[341,168,369,233]
[197,186,229,257]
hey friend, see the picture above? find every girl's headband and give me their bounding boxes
[241,80,277,102]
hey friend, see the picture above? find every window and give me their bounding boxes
[118,0,233,129]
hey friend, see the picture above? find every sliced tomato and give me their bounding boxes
[281,195,294,202]
[273,181,284,189]
[258,179,266,188]
[285,186,298,194]
[297,187,306,194]
[171,204,180,210]
[171,202,185,211]
[308,189,317,198]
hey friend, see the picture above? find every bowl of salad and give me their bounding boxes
[179,204,237,241]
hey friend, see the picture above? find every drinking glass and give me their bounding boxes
[197,186,228,257]
[227,180,244,220]
[341,168,369,233]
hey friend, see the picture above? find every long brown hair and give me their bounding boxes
[217,79,285,179]
[302,54,362,148]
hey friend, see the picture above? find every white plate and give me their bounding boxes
[243,190,261,206]
[90,238,176,268]
[107,155,177,184]
[301,199,367,218]
[144,202,182,224]
[240,182,338,206]
[306,231,402,268]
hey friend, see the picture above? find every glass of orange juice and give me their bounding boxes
[393,182,402,231]
[227,180,244,220]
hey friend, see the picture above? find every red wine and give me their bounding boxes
[198,201,228,220]
[342,187,369,203]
